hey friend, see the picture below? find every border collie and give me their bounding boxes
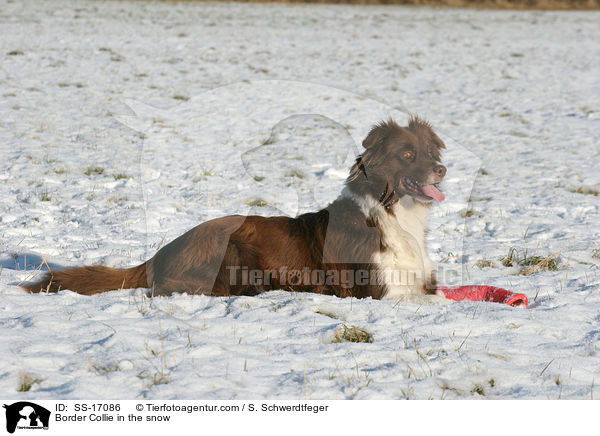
[24,117,447,299]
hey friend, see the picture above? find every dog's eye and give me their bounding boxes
[402,151,415,160]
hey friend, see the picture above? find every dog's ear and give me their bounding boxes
[362,120,396,149]
[431,133,445,150]
[408,115,445,150]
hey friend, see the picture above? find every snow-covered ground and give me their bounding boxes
[1,0,599,399]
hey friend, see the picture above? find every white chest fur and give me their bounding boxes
[345,189,435,298]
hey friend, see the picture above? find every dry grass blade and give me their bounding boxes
[518,255,560,276]
[331,325,373,343]
[475,259,495,269]
[17,373,43,392]
[500,247,561,275]
[571,187,599,196]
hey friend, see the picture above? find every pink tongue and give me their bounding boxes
[421,184,446,202]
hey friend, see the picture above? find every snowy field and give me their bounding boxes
[1,0,599,400]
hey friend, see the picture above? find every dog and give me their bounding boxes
[24,117,447,300]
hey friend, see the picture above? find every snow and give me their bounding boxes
[1,0,599,399]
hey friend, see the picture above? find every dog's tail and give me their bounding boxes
[22,263,148,295]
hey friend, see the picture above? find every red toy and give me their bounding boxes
[437,285,528,307]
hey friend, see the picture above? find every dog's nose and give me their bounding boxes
[434,164,447,179]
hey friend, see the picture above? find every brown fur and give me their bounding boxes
[23,117,446,298]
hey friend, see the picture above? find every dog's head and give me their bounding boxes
[348,117,447,205]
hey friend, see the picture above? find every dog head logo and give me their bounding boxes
[3,402,50,433]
